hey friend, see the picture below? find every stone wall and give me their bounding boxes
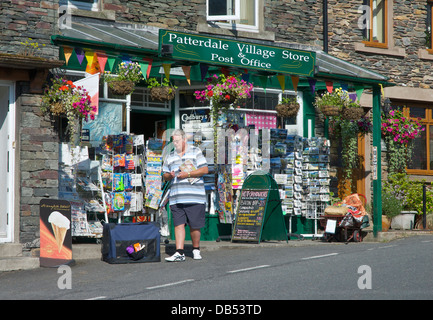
[327,0,430,88]
[18,89,59,251]
[0,0,59,59]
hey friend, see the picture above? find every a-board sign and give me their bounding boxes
[40,199,74,267]
[231,189,269,242]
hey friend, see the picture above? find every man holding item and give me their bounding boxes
[163,129,208,262]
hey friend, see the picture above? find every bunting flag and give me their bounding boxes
[63,47,73,65]
[340,82,349,92]
[181,65,191,85]
[277,74,285,92]
[379,83,385,96]
[121,55,132,64]
[143,58,153,79]
[85,52,100,75]
[75,48,85,65]
[162,63,171,81]
[290,75,299,92]
[308,78,317,95]
[355,85,364,101]
[241,70,249,82]
[96,52,108,73]
[221,67,230,76]
[325,81,333,93]
[74,73,100,115]
[84,49,95,67]
[200,63,209,81]
[106,56,117,73]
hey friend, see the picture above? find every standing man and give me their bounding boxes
[162,129,208,262]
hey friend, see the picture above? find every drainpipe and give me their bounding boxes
[323,0,328,53]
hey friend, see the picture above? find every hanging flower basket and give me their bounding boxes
[341,106,365,121]
[108,80,135,96]
[319,105,341,117]
[150,86,176,102]
[50,101,66,116]
[276,102,300,118]
[218,93,237,106]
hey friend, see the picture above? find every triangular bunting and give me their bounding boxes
[181,65,191,85]
[74,47,85,65]
[325,81,333,93]
[63,46,73,65]
[139,61,149,79]
[291,75,299,92]
[162,63,171,81]
[143,58,153,79]
[86,52,101,75]
[355,85,364,101]
[96,52,108,73]
[200,64,209,81]
[84,49,95,67]
[107,56,117,73]
[277,74,285,92]
[308,78,317,95]
[241,70,249,82]
[340,82,349,92]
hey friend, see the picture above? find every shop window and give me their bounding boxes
[362,0,388,48]
[59,0,99,11]
[130,87,171,112]
[402,105,433,174]
[207,0,259,32]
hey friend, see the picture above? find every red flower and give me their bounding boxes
[225,94,231,100]
[207,90,214,97]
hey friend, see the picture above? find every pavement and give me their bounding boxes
[2,229,433,272]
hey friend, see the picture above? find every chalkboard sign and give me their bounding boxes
[232,189,269,242]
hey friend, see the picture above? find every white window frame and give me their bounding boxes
[206,0,260,32]
[207,0,241,21]
[59,0,99,11]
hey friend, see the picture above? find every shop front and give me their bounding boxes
[50,18,389,246]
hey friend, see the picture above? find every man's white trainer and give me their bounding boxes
[192,249,202,260]
[165,251,185,262]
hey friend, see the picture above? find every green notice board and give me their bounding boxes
[231,171,288,243]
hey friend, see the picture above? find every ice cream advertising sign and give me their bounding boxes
[40,199,73,267]
[159,30,315,77]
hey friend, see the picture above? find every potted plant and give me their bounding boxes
[381,108,425,173]
[381,190,404,231]
[146,77,177,102]
[40,76,96,144]
[383,173,433,229]
[314,88,349,117]
[102,61,144,95]
[275,96,300,118]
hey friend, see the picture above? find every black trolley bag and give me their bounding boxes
[102,222,161,264]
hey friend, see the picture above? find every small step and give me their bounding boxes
[0,257,39,272]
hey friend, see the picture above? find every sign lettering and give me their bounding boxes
[159,30,315,77]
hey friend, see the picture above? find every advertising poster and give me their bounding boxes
[40,199,73,267]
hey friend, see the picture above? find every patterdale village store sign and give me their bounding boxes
[159,30,315,77]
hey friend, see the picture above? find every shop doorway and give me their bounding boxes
[0,82,15,243]
[130,112,170,141]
